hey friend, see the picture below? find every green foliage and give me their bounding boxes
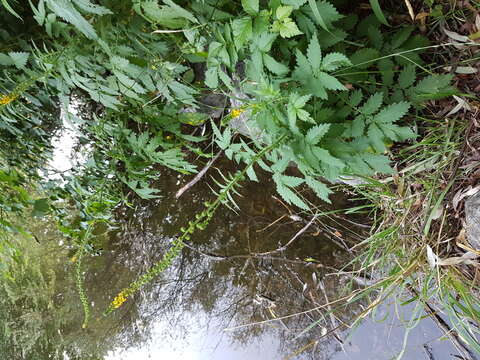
[0,0,459,332]
[272,5,303,38]
[293,33,350,98]
[0,0,20,18]
[241,0,259,16]
[0,0,454,225]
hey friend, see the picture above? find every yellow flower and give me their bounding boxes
[230,108,245,118]
[0,94,16,105]
[112,291,127,309]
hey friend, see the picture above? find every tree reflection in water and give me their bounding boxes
[100,167,366,360]
[0,165,368,359]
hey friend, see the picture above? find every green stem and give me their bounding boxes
[104,134,287,315]
[75,224,94,329]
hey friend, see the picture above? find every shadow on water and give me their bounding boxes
[0,164,464,359]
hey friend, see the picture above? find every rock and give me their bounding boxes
[198,93,227,119]
[465,191,480,249]
[228,90,265,141]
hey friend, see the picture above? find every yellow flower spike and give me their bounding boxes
[111,291,127,309]
[0,94,17,105]
[230,108,245,118]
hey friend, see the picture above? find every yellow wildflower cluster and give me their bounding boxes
[112,291,127,309]
[230,108,245,118]
[0,94,16,105]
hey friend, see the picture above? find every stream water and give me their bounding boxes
[0,111,467,360]
[1,161,464,360]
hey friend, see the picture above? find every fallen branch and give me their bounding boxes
[175,152,221,198]
[182,242,339,270]
[252,213,319,256]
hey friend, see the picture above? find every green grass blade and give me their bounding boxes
[369,0,389,26]
[307,0,329,31]
[1,0,22,19]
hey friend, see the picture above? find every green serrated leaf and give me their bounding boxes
[241,0,259,15]
[307,0,342,31]
[8,52,29,69]
[360,92,383,115]
[276,182,310,210]
[281,0,307,9]
[232,17,253,48]
[393,125,416,140]
[350,115,365,137]
[412,74,456,100]
[297,109,315,123]
[72,0,112,15]
[30,0,46,24]
[367,25,384,49]
[134,187,161,199]
[263,53,289,75]
[205,67,218,88]
[321,52,351,71]
[293,48,312,79]
[305,176,332,203]
[306,124,330,144]
[349,89,363,107]
[313,147,345,168]
[287,103,301,135]
[374,102,410,123]
[390,26,414,49]
[368,124,386,152]
[398,65,416,89]
[46,0,98,39]
[363,153,392,173]
[293,94,312,108]
[273,18,303,38]
[0,53,13,66]
[280,175,304,187]
[350,48,380,69]
[246,165,258,182]
[252,32,278,52]
[218,69,234,91]
[317,72,346,91]
[163,0,198,23]
[307,32,322,71]
[141,1,188,28]
[276,5,293,20]
[378,58,394,87]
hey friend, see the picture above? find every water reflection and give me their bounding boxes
[100,169,359,360]
[2,166,463,359]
